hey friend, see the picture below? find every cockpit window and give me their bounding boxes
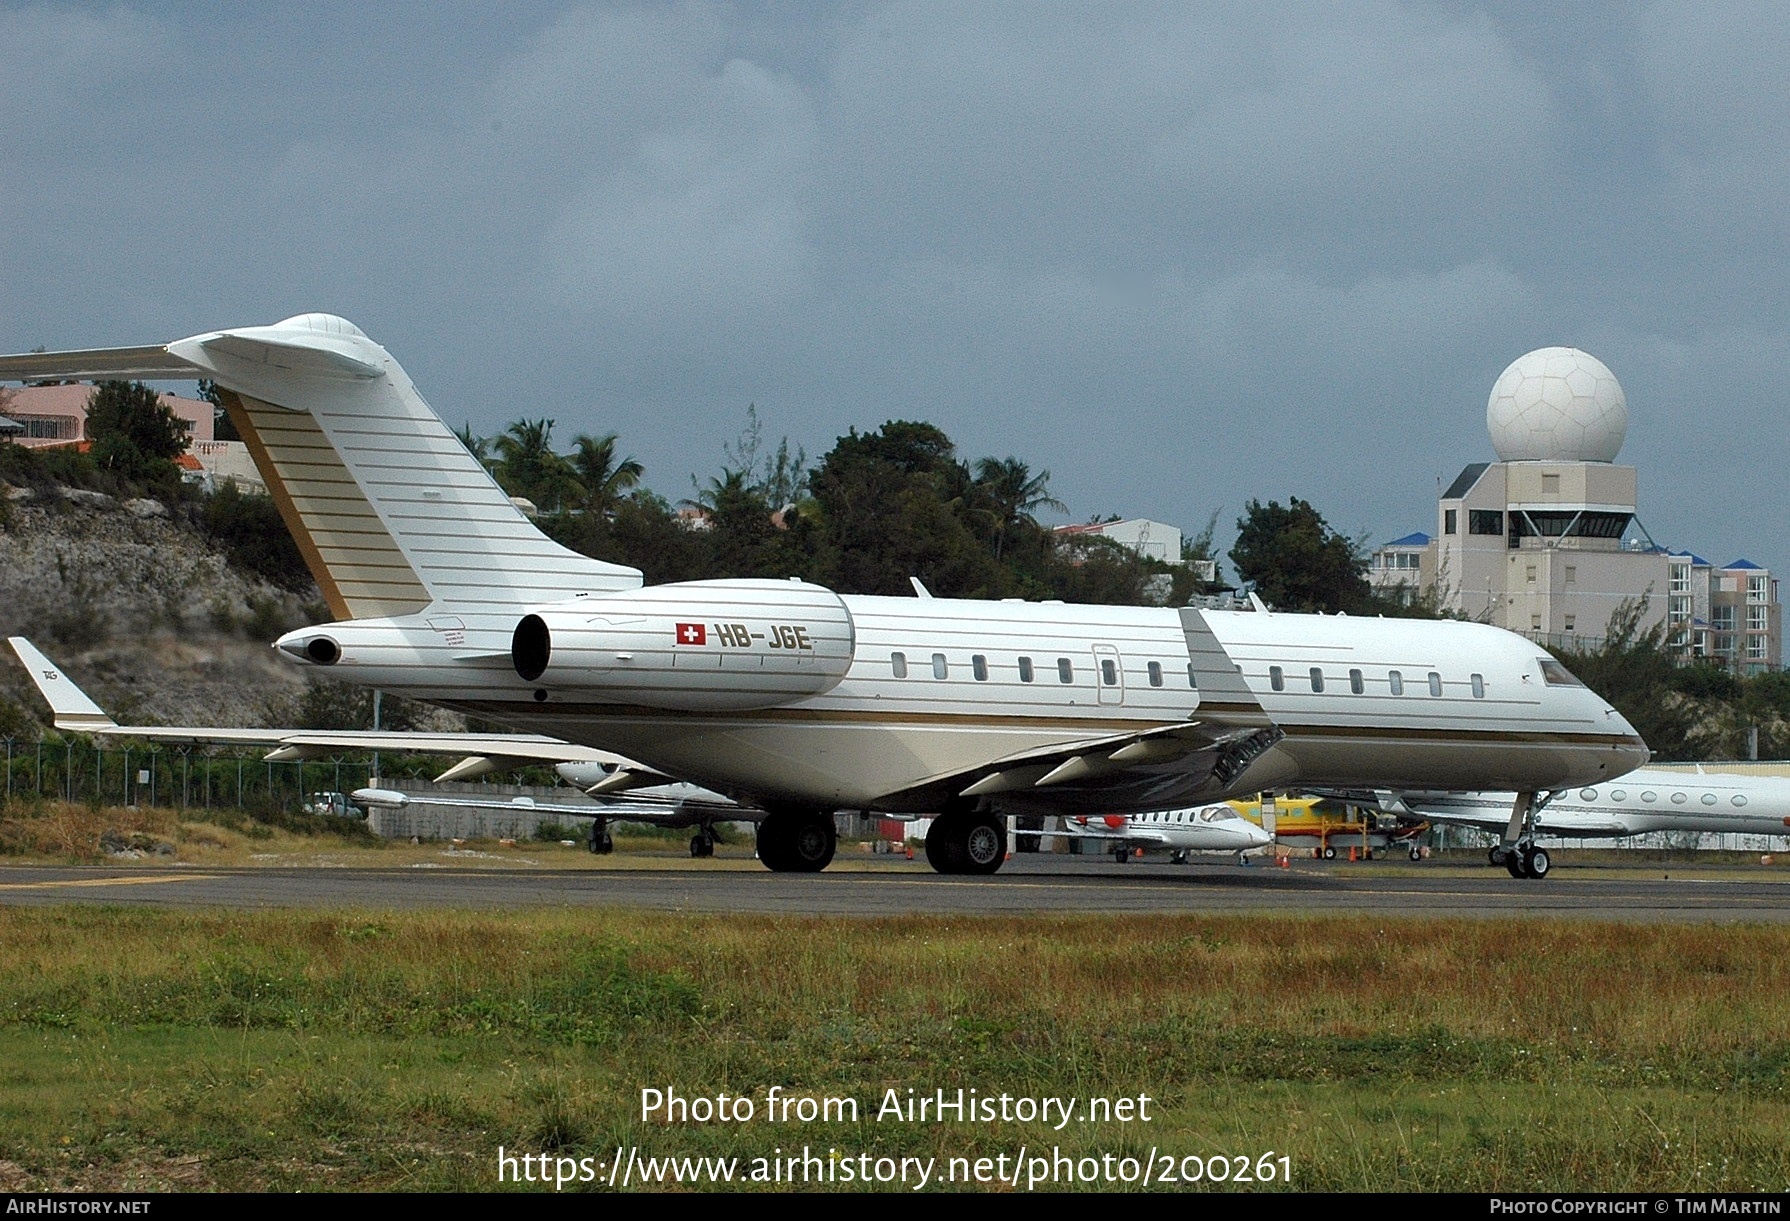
[1539,658,1585,687]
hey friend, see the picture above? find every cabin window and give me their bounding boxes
[1147,661,1163,687]
[1611,791,1627,801]
[1388,670,1404,695]
[1641,791,1656,803]
[1671,792,1686,804]
[1427,671,1442,697]
[972,654,989,681]
[1018,656,1034,683]
[932,652,948,679]
[1349,668,1364,695]
[890,652,908,678]
[1057,658,1074,683]
[1309,668,1324,693]
[1187,664,1198,690]
[1579,789,1598,801]
[1100,658,1118,686]
[1269,666,1285,692]
[1702,793,1718,806]
[1733,795,1748,807]
[1539,658,1585,687]
[1470,673,1485,699]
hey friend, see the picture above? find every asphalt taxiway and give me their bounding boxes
[1,855,1787,921]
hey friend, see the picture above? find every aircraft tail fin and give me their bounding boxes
[6,637,119,733]
[0,314,644,619]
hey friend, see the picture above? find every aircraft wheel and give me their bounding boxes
[1505,852,1526,879]
[756,811,836,873]
[1170,850,1188,865]
[924,815,966,874]
[689,831,714,858]
[961,815,1006,875]
[1409,846,1422,862]
[588,823,613,855]
[1525,846,1551,879]
[1113,846,1130,864]
[1489,846,1508,867]
[1322,845,1337,860]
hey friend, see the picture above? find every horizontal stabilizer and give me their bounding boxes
[0,345,202,383]
[4,636,644,768]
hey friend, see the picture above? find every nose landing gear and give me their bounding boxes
[1493,791,1559,879]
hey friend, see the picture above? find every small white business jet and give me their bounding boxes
[0,314,1647,876]
[1382,767,1790,878]
[1038,806,1275,863]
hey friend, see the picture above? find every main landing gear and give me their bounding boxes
[754,809,836,872]
[924,810,1007,875]
[587,817,612,855]
[689,827,716,858]
[1492,791,1558,880]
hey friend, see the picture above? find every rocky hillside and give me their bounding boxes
[0,485,324,734]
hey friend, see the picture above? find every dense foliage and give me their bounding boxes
[464,414,1218,606]
[85,381,189,492]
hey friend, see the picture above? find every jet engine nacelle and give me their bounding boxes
[511,578,856,711]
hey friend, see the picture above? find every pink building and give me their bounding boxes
[1,383,212,449]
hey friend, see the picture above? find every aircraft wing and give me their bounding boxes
[353,783,750,829]
[6,636,639,783]
[877,719,1291,816]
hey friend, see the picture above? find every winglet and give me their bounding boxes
[6,638,118,731]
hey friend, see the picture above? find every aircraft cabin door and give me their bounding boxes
[1092,644,1124,705]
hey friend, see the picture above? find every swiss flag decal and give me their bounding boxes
[675,622,707,645]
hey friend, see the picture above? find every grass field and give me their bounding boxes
[1,905,1788,1192]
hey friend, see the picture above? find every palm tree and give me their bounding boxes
[569,431,644,517]
[492,418,583,513]
[973,456,1068,560]
[455,422,494,472]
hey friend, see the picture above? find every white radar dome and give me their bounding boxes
[1486,347,1627,462]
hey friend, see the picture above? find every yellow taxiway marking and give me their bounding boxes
[0,874,212,892]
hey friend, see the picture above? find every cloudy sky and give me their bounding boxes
[4,2,1786,574]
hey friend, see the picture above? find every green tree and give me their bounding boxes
[491,418,583,514]
[568,431,644,516]
[807,421,999,597]
[454,422,492,471]
[202,481,311,591]
[85,380,188,488]
[1230,497,1371,613]
[971,456,1067,561]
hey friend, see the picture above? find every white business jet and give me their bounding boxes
[1382,767,1790,877]
[1042,806,1274,863]
[0,314,1647,877]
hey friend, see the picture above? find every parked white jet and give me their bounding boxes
[0,314,1647,877]
[1383,768,1790,877]
[1040,806,1274,863]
